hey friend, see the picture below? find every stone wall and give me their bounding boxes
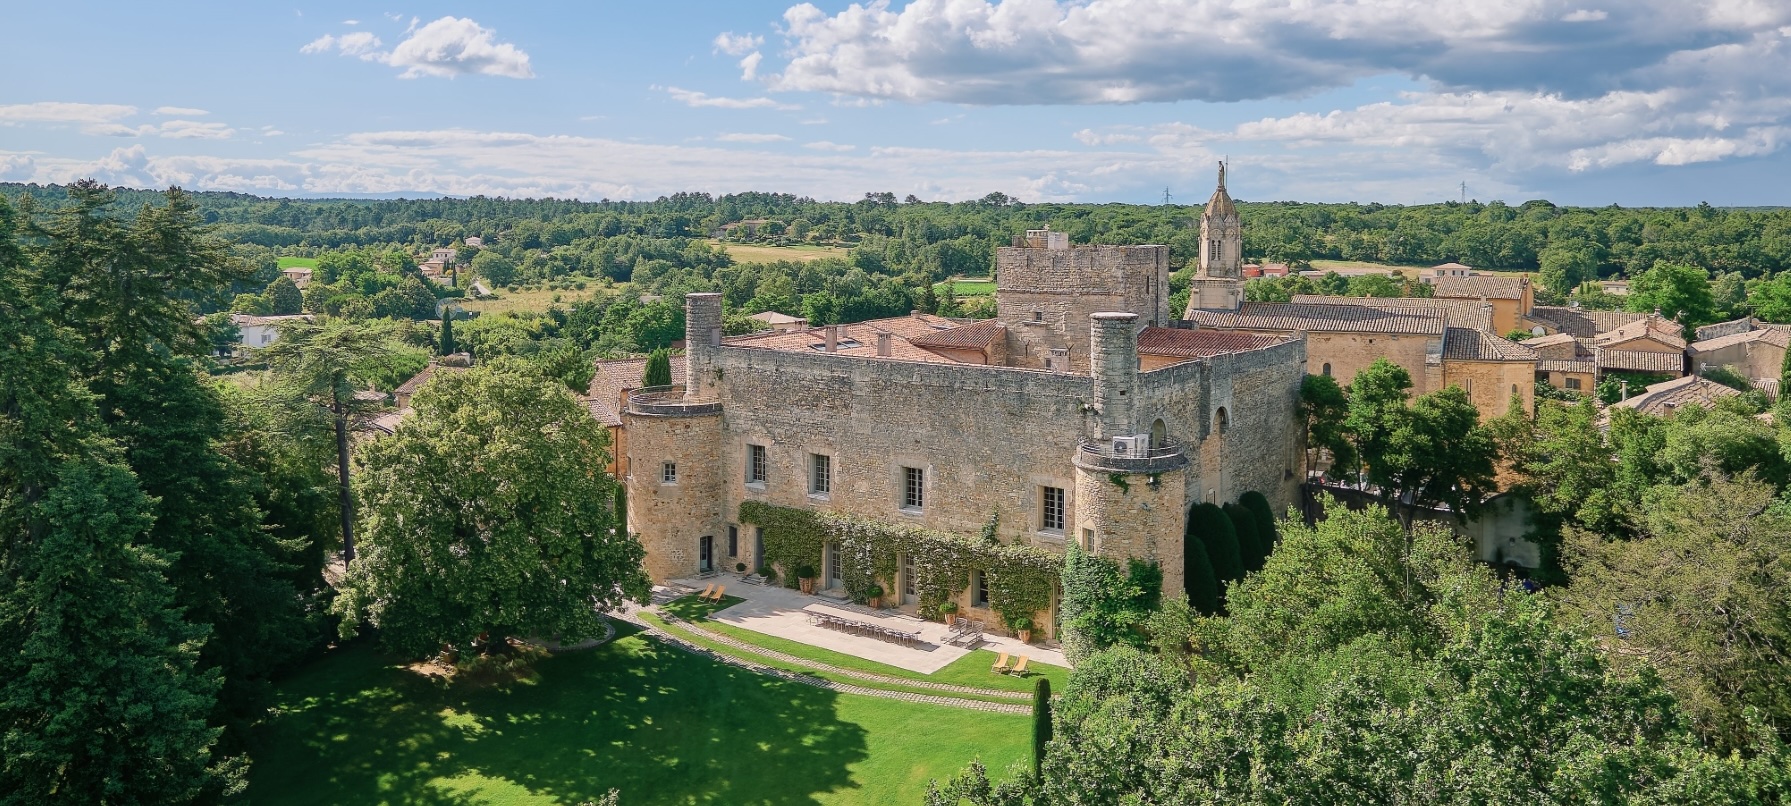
[1692,340,1785,380]
[1305,332,1441,396]
[625,409,726,582]
[995,245,1168,373]
[1443,359,1536,419]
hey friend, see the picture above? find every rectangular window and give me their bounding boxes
[811,453,832,495]
[661,462,678,484]
[1081,528,1096,553]
[1565,377,1582,390]
[972,571,989,607]
[1041,486,1065,532]
[747,444,767,484]
[902,466,924,510]
[728,525,738,558]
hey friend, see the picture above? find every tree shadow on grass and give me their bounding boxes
[251,623,871,805]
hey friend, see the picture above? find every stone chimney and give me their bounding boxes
[876,332,892,357]
[684,292,722,401]
[823,325,838,353]
[1090,312,1140,440]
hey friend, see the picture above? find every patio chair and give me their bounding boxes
[707,585,727,602]
[695,583,715,601]
[1007,656,1030,676]
[990,652,1012,674]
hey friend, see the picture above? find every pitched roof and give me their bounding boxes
[1289,295,1494,330]
[1432,274,1527,300]
[719,313,970,365]
[1521,332,1576,348]
[394,363,468,400]
[1609,375,1740,417]
[1592,316,1687,350]
[1187,302,1445,336]
[1689,326,1791,354]
[749,311,806,325]
[1694,317,1755,342]
[909,318,1006,351]
[1525,306,1646,338]
[1538,359,1597,375]
[1136,327,1287,359]
[585,354,688,426]
[1443,328,1538,362]
[230,313,313,328]
[1597,348,1685,374]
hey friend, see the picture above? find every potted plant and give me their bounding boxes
[938,601,959,623]
[735,562,747,575]
[1012,616,1034,644]
[866,584,884,609]
[794,563,817,594]
[758,565,777,585]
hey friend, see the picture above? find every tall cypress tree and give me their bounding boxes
[1188,502,1244,585]
[1223,502,1265,573]
[1182,534,1222,616]
[1239,490,1279,556]
[1031,677,1053,776]
[642,347,673,387]
[439,311,456,356]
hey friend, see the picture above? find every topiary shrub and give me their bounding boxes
[1223,502,1265,574]
[1187,502,1243,585]
[1239,490,1279,557]
[1182,535,1222,616]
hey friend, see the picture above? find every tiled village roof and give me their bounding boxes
[1136,327,1287,359]
[1525,306,1646,338]
[749,311,806,325]
[1694,317,1756,342]
[1597,348,1686,374]
[721,313,968,365]
[1608,375,1739,418]
[1538,359,1597,375]
[230,313,313,328]
[1433,275,1527,300]
[1442,328,1539,362]
[1593,315,1687,350]
[1689,326,1791,354]
[1189,302,1446,336]
[1290,295,1493,330]
[1520,333,1577,350]
[908,318,1007,351]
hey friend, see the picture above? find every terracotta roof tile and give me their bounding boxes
[1289,295,1494,329]
[1188,302,1445,336]
[1593,315,1687,350]
[1597,349,1685,374]
[1443,328,1539,362]
[1433,275,1527,300]
[1689,326,1791,354]
[1136,326,1286,359]
[1525,306,1646,338]
[909,318,1006,351]
[1609,375,1739,417]
[1538,359,1597,374]
[585,354,686,426]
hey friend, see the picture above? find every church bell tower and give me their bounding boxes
[1185,162,1245,314]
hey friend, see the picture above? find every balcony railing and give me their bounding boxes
[627,385,722,417]
[1074,437,1188,473]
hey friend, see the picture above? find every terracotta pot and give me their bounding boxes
[799,578,816,595]
[868,596,881,609]
[1018,629,1033,644]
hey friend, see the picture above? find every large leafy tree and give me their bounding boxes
[334,365,650,658]
[260,318,402,562]
[1379,385,1498,526]
[1626,261,1717,332]
[1343,358,1413,487]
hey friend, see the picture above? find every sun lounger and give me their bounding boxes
[1008,656,1029,676]
[707,585,727,602]
[990,652,1011,673]
[695,583,715,600]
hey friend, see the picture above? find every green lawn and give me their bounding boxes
[249,626,1027,805]
[661,593,746,621]
[934,280,996,296]
[276,256,319,269]
[654,598,1066,694]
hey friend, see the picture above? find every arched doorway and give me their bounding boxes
[1150,419,1167,450]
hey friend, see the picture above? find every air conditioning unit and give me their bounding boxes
[1110,435,1146,456]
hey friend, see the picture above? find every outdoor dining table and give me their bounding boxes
[803,603,925,647]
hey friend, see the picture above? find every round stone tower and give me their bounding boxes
[1074,312,1189,596]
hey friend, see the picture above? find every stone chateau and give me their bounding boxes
[598,175,1309,632]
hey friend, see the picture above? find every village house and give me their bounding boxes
[748,311,809,333]
[231,313,312,349]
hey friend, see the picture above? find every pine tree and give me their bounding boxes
[0,460,233,801]
[642,347,673,387]
[1031,677,1053,776]
[1223,502,1265,573]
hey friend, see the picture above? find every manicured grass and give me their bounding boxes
[661,593,746,621]
[277,256,319,269]
[710,241,843,265]
[934,279,996,296]
[685,611,1068,694]
[250,626,1028,805]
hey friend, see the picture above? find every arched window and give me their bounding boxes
[1150,419,1167,449]
[1321,363,1332,376]
[1215,407,1230,434]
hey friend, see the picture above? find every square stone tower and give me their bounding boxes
[995,229,1168,373]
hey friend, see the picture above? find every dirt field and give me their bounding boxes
[710,241,843,265]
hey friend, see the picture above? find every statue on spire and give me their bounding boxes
[1218,160,1226,191]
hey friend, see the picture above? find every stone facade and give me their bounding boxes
[995,239,1170,373]
[1443,359,1535,417]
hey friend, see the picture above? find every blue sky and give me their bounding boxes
[4,1,1790,206]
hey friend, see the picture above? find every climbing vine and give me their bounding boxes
[737,502,1060,628]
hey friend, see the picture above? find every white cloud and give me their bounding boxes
[1073,128,1141,145]
[343,19,360,25]
[153,106,208,116]
[0,154,36,181]
[740,51,764,80]
[713,31,763,56]
[717,132,791,143]
[263,130,286,137]
[804,140,856,151]
[300,17,532,79]
[0,102,137,125]
[800,117,829,125]
[662,86,799,110]
[765,0,1791,104]
[1561,9,1609,22]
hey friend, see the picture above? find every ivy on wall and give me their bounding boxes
[737,501,1060,628]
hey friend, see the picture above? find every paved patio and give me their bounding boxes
[662,577,1068,674]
